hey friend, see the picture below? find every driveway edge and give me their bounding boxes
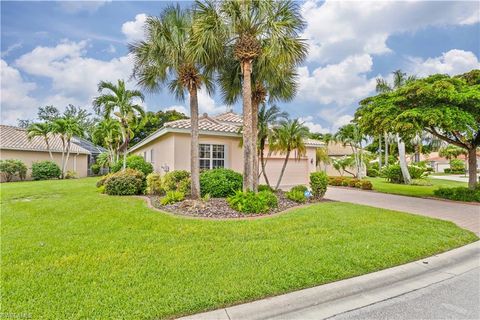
[178,241,480,320]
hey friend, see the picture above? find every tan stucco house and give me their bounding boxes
[0,125,91,181]
[129,112,322,189]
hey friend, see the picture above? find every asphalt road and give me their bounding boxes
[331,267,480,320]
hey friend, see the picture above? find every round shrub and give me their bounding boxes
[310,172,328,199]
[104,169,145,196]
[146,173,163,195]
[290,185,308,193]
[227,190,278,214]
[286,189,307,203]
[162,170,190,193]
[111,155,153,176]
[31,161,61,180]
[360,180,373,190]
[91,163,101,175]
[200,168,242,197]
[0,159,27,182]
[367,168,379,177]
[258,184,274,192]
[382,164,426,183]
[96,173,113,188]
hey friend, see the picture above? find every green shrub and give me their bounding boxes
[227,190,278,214]
[341,179,350,187]
[290,185,308,193]
[160,191,185,205]
[328,176,343,186]
[200,168,243,197]
[162,170,190,193]
[367,168,379,177]
[258,184,274,192]
[91,163,101,175]
[434,187,480,202]
[111,155,153,176]
[146,173,163,195]
[310,172,328,199]
[31,161,61,180]
[408,165,426,179]
[104,169,145,196]
[360,180,373,190]
[348,178,360,187]
[450,159,465,171]
[96,173,113,188]
[65,171,77,179]
[381,164,426,184]
[286,189,307,203]
[0,159,27,182]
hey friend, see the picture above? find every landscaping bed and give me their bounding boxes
[150,191,324,218]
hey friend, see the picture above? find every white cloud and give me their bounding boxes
[297,54,377,106]
[164,105,189,115]
[302,0,480,63]
[122,13,147,42]
[58,1,109,14]
[333,115,353,131]
[0,59,38,124]
[299,116,329,134]
[408,49,480,77]
[104,44,117,54]
[12,40,136,119]
[196,88,227,115]
[1,42,23,58]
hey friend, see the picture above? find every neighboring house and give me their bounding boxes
[71,136,108,175]
[129,112,321,189]
[0,125,91,181]
[424,151,480,173]
[322,142,359,177]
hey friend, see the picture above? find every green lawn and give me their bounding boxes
[1,178,477,319]
[367,177,468,198]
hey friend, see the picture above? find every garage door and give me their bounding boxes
[260,158,309,190]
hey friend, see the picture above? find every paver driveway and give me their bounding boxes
[325,187,480,235]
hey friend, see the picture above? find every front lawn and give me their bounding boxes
[367,177,468,198]
[1,178,477,319]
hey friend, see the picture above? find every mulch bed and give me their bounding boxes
[150,191,323,219]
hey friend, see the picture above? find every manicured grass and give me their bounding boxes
[367,177,468,198]
[1,178,477,319]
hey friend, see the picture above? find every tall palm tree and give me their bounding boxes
[271,119,309,190]
[376,70,416,184]
[129,6,212,199]
[257,104,288,187]
[27,122,54,160]
[51,117,83,178]
[92,79,145,171]
[191,0,307,191]
[92,118,122,165]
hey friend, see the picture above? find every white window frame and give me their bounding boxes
[199,143,225,170]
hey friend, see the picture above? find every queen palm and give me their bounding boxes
[51,117,83,178]
[92,118,122,165]
[376,70,416,184]
[271,119,309,190]
[191,0,307,191]
[129,6,213,199]
[27,122,53,160]
[93,79,145,171]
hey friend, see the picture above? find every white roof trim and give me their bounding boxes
[0,146,90,154]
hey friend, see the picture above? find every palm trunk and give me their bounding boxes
[252,100,259,192]
[63,139,72,176]
[275,149,290,190]
[397,134,411,184]
[242,60,254,191]
[378,135,382,170]
[189,86,201,199]
[467,147,478,190]
[60,137,66,179]
[45,137,54,161]
[384,131,389,166]
[120,126,127,171]
[260,147,270,187]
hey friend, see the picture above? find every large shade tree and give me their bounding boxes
[93,79,145,171]
[129,5,213,199]
[190,0,307,191]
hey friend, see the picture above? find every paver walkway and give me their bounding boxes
[325,187,480,235]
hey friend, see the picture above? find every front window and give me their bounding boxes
[199,144,225,169]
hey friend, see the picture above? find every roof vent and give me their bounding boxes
[203,113,208,117]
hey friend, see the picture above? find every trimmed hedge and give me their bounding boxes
[434,186,480,202]
[200,168,242,197]
[310,172,328,199]
[31,161,61,180]
[327,176,373,190]
[104,169,145,196]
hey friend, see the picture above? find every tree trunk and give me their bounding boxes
[378,135,382,170]
[189,86,201,199]
[467,147,478,190]
[260,148,270,187]
[60,138,66,179]
[120,126,127,171]
[414,145,420,163]
[252,100,259,192]
[397,134,411,184]
[275,150,290,190]
[63,139,72,177]
[384,131,389,166]
[242,60,254,191]
[45,138,54,161]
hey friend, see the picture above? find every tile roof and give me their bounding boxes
[0,125,90,154]
[164,113,240,133]
[304,138,324,147]
[214,111,243,124]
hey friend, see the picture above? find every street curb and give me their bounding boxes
[178,241,480,320]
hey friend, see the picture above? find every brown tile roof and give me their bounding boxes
[0,125,90,154]
[164,114,240,133]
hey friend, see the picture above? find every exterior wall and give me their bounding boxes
[129,131,318,189]
[0,149,88,181]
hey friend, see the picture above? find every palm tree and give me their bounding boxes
[191,0,308,191]
[335,124,365,179]
[92,79,145,171]
[27,122,53,160]
[315,147,331,172]
[92,118,122,165]
[257,104,288,187]
[271,119,309,190]
[129,6,212,199]
[51,117,83,178]
[376,70,416,184]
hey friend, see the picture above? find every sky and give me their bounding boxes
[1,0,479,133]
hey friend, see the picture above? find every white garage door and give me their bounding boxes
[260,158,309,190]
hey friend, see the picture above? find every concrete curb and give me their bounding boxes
[178,241,480,320]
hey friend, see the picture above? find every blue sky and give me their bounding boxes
[1,0,479,132]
